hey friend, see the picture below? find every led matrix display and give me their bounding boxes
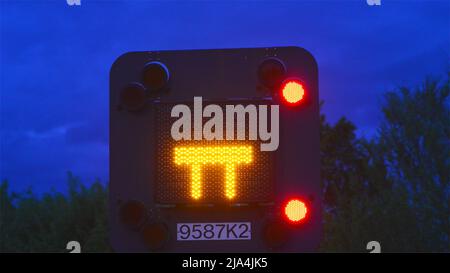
[155,101,275,204]
[174,145,253,200]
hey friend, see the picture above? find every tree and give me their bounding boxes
[0,173,111,253]
[378,76,449,251]
[320,75,449,252]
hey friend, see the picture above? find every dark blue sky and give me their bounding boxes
[1,0,449,193]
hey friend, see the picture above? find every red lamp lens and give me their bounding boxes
[142,61,170,91]
[120,83,146,111]
[257,58,286,90]
[284,198,307,223]
[142,223,169,251]
[281,80,305,105]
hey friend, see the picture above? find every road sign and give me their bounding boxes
[109,47,321,252]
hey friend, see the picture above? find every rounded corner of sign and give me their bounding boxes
[287,46,319,74]
[109,51,140,77]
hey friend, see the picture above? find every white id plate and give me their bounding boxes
[177,222,251,241]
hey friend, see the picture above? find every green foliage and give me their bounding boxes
[378,77,449,251]
[0,173,111,253]
[320,75,449,252]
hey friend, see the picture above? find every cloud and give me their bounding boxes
[65,121,108,145]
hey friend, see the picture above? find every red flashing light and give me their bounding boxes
[281,80,305,105]
[284,198,307,224]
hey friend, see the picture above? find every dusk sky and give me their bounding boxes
[1,0,449,193]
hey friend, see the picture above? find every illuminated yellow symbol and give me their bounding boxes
[174,145,253,200]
